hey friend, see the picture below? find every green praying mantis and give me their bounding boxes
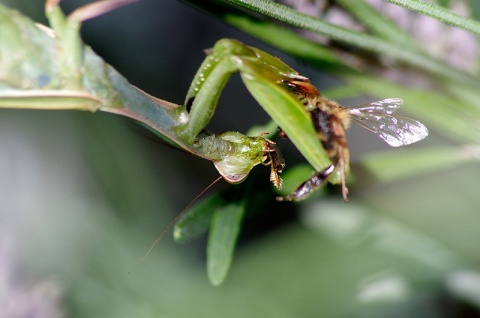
[0,0,428,203]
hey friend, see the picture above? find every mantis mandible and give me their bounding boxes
[0,0,428,203]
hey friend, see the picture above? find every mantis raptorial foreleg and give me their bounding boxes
[182,39,330,188]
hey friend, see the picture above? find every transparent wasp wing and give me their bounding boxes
[347,98,428,147]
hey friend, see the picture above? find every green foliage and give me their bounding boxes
[207,202,246,286]
[174,193,224,243]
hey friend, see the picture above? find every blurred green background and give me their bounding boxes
[2,0,480,317]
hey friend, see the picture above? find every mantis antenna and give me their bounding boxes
[139,175,223,264]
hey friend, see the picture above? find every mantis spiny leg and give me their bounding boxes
[184,39,331,188]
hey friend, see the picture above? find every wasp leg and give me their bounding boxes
[276,164,335,202]
[331,120,349,202]
[338,146,349,202]
[277,127,288,139]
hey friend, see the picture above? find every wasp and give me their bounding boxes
[277,77,429,202]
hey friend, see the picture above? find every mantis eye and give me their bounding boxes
[222,173,248,184]
[220,173,249,184]
[213,160,250,184]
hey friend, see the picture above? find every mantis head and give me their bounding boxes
[212,132,284,189]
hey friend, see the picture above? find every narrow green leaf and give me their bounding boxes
[207,202,246,286]
[386,0,480,37]
[173,194,225,243]
[321,86,362,100]
[362,146,475,182]
[336,0,421,51]
[245,120,279,137]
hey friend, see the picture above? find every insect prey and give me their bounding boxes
[277,79,428,202]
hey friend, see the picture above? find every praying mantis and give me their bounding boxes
[0,0,428,203]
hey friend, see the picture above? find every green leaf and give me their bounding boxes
[336,0,420,51]
[362,147,475,182]
[207,202,246,286]
[173,193,225,243]
[385,0,480,37]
